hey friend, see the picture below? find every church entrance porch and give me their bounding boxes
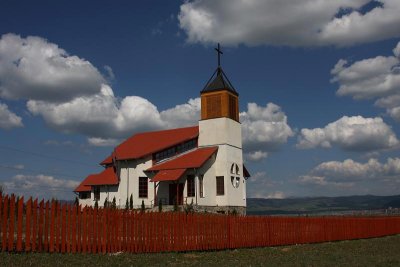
[168,183,184,205]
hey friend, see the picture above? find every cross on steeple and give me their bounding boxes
[215,43,223,69]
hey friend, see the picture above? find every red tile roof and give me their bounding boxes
[74,167,119,192]
[100,155,113,165]
[100,126,199,164]
[85,167,119,186]
[74,176,92,192]
[150,169,186,182]
[147,147,218,171]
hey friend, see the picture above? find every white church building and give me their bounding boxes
[75,46,250,214]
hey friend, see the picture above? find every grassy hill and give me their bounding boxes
[247,195,400,215]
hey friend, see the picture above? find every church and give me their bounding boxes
[74,45,250,214]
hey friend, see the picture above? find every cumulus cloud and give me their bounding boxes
[265,191,285,199]
[87,137,119,147]
[178,0,400,47]
[3,174,79,200]
[297,116,398,151]
[0,33,294,154]
[246,171,285,198]
[27,84,165,139]
[160,98,201,129]
[0,102,23,129]
[299,157,400,187]
[331,41,400,122]
[241,103,294,155]
[0,33,104,102]
[245,151,268,162]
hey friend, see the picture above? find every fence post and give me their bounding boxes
[67,204,71,253]
[1,195,9,251]
[25,197,32,252]
[16,196,24,252]
[8,194,16,252]
[44,201,50,252]
[49,200,55,253]
[38,200,44,252]
[61,204,67,253]
[71,205,77,253]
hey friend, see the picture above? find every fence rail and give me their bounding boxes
[1,194,400,254]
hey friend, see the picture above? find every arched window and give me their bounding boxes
[230,163,240,188]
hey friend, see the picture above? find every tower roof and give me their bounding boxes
[201,67,238,96]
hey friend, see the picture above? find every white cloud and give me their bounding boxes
[298,175,328,186]
[0,33,104,102]
[245,151,268,162]
[297,116,398,151]
[0,102,23,129]
[299,157,400,185]
[27,84,165,139]
[3,174,79,200]
[266,191,285,199]
[247,171,285,198]
[241,103,294,154]
[331,41,400,122]
[332,55,400,99]
[0,33,293,153]
[178,0,400,47]
[313,158,383,180]
[160,98,200,129]
[87,137,119,147]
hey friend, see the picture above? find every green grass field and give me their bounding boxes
[1,235,399,266]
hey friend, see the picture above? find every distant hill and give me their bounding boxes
[247,195,400,215]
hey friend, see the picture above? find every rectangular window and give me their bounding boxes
[79,192,90,199]
[187,175,195,197]
[93,187,100,201]
[216,176,224,196]
[139,177,148,198]
[199,175,204,198]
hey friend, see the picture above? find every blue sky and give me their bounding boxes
[1,0,400,200]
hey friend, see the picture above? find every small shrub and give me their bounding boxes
[184,199,194,214]
[158,199,163,212]
[94,199,98,209]
[112,197,116,209]
[129,194,133,210]
[141,200,145,213]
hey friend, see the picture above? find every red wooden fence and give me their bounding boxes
[0,193,400,254]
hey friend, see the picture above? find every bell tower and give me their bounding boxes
[200,44,239,122]
[198,43,246,212]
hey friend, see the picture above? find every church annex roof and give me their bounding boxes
[100,126,199,164]
[74,166,118,192]
[147,146,218,171]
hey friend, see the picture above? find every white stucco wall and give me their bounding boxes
[118,156,154,208]
[198,117,246,208]
[198,118,242,148]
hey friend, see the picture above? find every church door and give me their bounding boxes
[169,183,184,205]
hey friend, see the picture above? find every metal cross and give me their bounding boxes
[215,43,223,67]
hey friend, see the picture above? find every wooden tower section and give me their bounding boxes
[201,67,239,122]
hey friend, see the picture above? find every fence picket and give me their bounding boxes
[25,198,32,252]
[16,196,24,252]
[44,201,49,252]
[8,195,16,252]
[1,195,8,251]
[38,200,44,252]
